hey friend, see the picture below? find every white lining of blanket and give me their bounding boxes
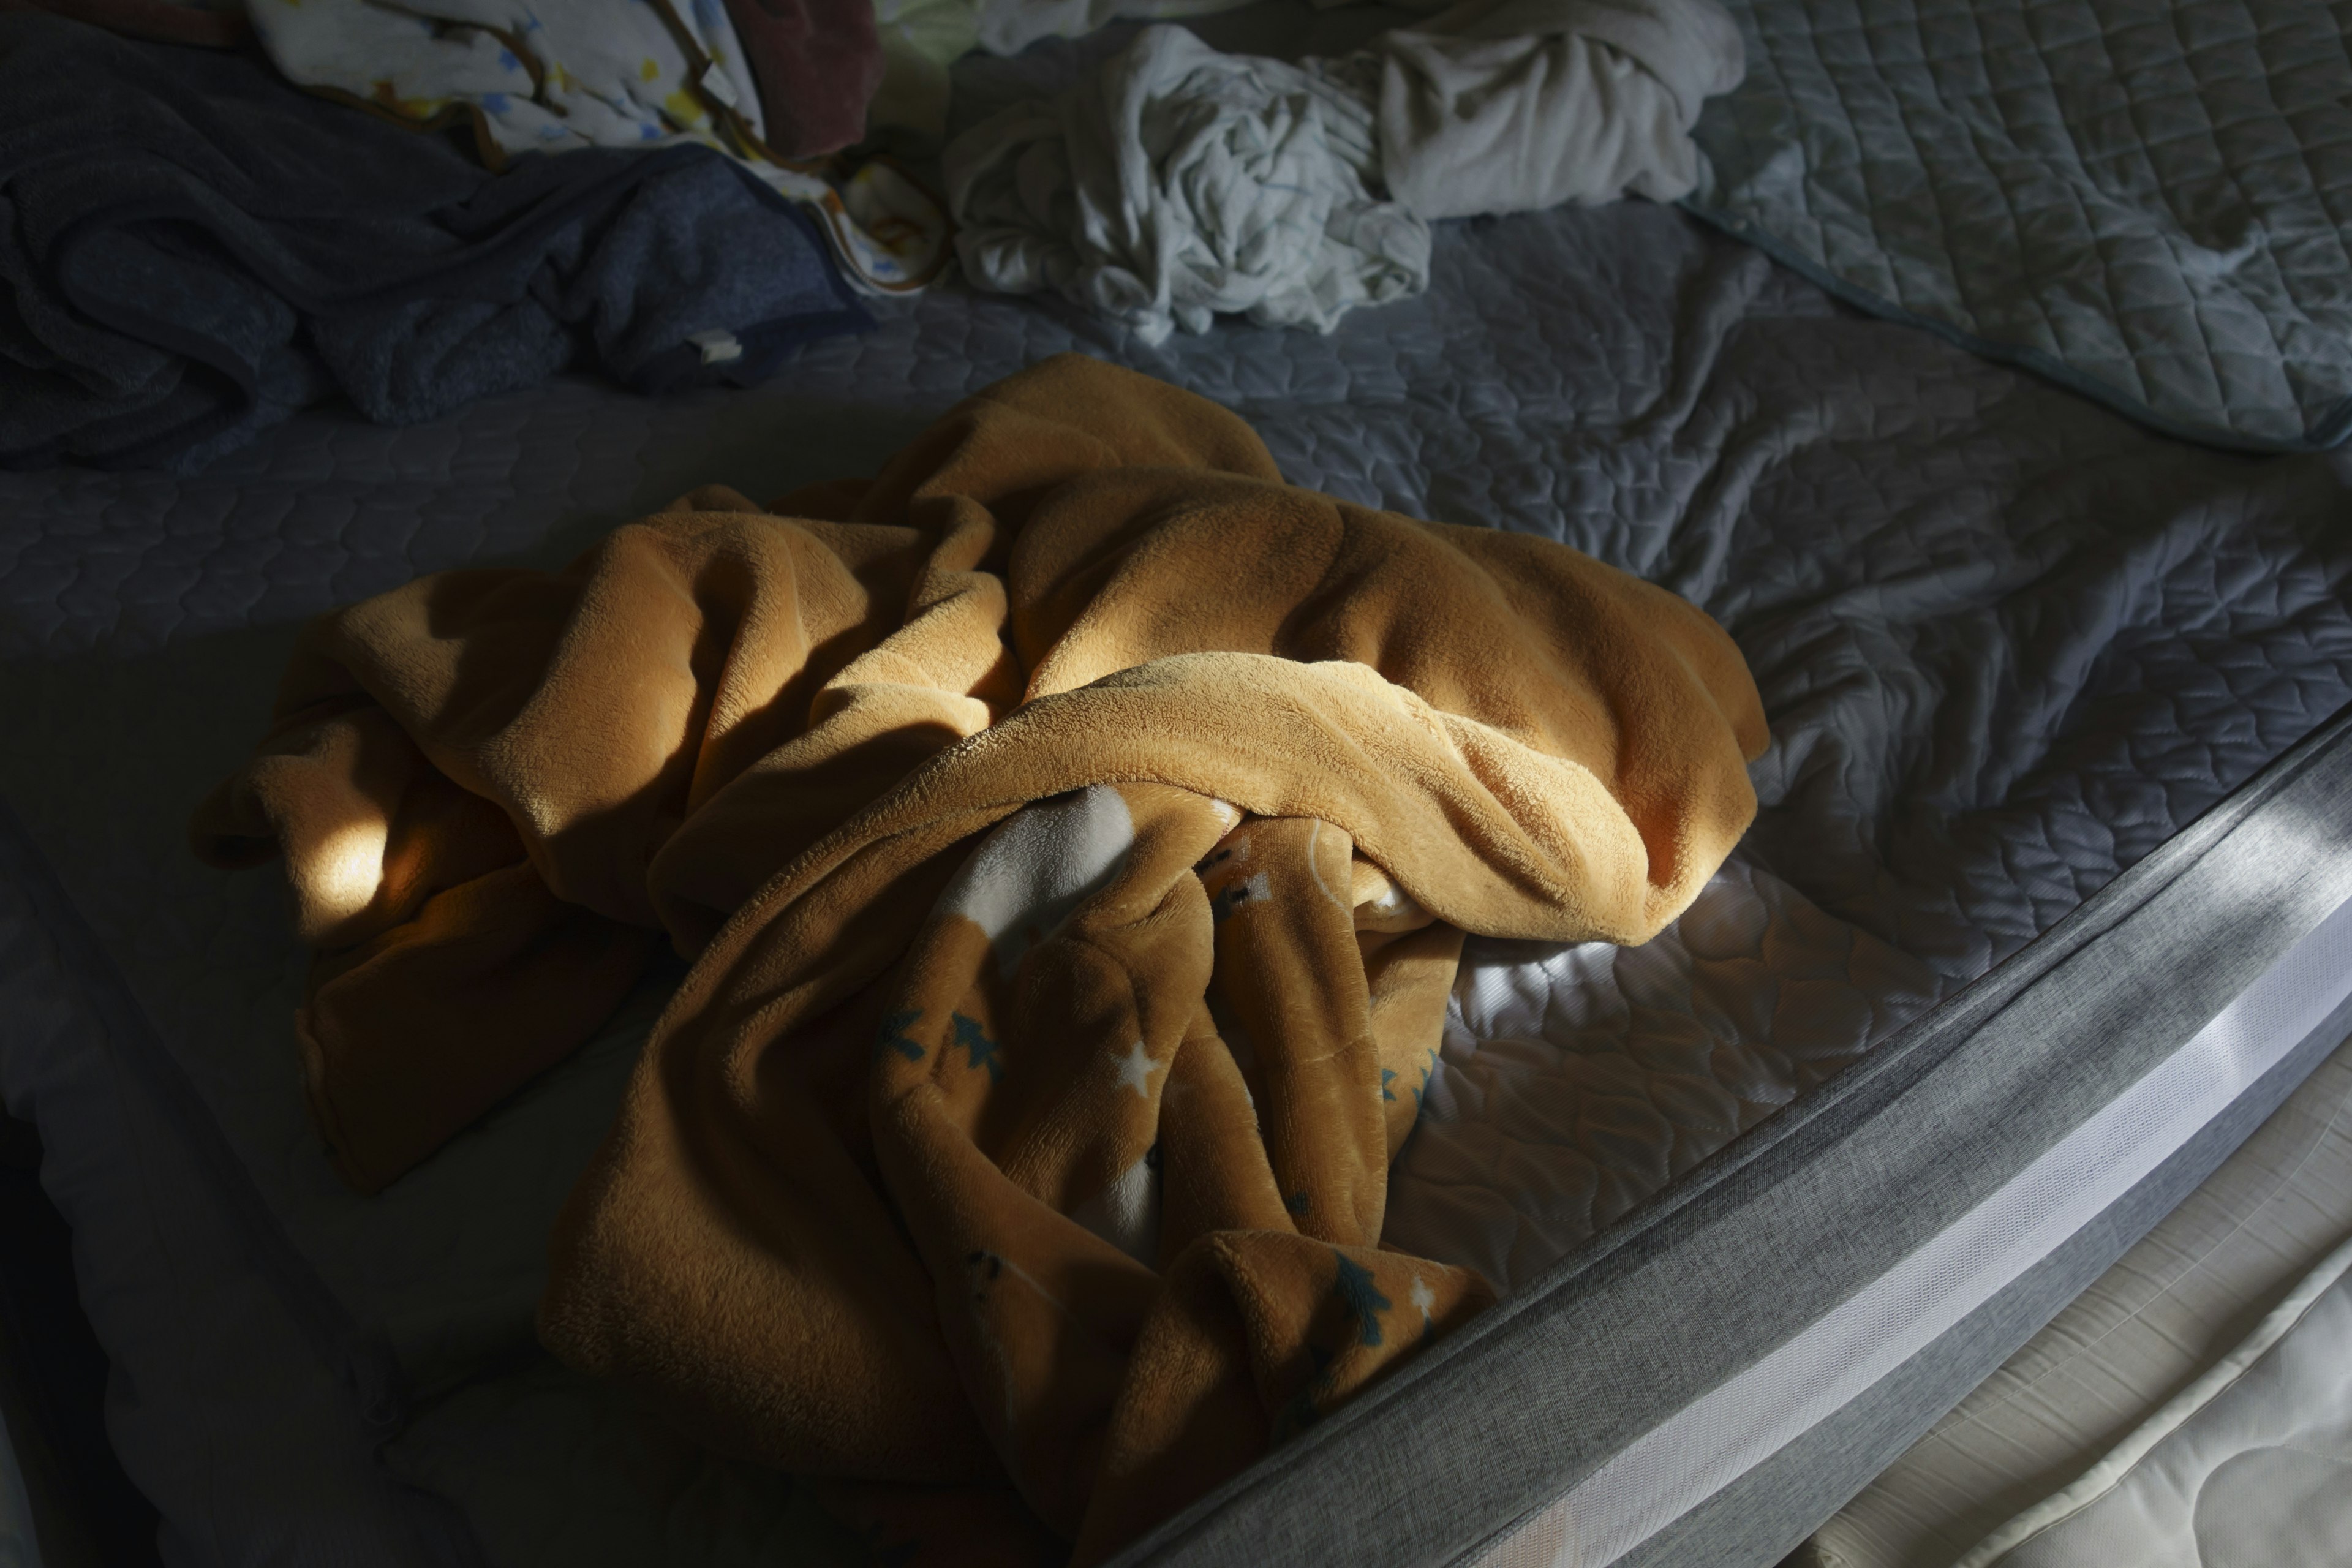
[1469,891,2352,1568]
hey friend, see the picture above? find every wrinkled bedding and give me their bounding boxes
[1692,0,2352,451]
[4,24,2352,1562]
[0,13,866,473]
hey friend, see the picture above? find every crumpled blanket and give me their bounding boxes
[0,12,866,473]
[945,0,1742,338]
[192,355,1767,1562]
[946,25,1430,344]
[246,0,947,293]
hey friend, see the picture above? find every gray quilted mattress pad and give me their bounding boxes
[1692,0,2352,451]
[6,36,2352,1557]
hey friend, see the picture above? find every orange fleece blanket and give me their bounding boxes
[193,355,1767,1563]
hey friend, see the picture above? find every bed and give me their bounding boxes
[4,6,2352,1567]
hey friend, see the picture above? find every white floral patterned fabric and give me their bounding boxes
[246,0,951,293]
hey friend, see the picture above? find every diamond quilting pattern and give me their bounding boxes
[1694,0,2352,447]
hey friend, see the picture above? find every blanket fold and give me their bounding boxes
[0,12,868,472]
[194,353,1766,1559]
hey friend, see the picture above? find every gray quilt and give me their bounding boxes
[4,22,2352,1562]
[1692,0,2352,451]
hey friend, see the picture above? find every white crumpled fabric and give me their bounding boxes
[946,24,1431,344]
[1368,0,1745,220]
[944,0,1741,337]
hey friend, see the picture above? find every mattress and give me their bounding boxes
[1796,1020,2352,1566]
[5,18,2352,1567]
